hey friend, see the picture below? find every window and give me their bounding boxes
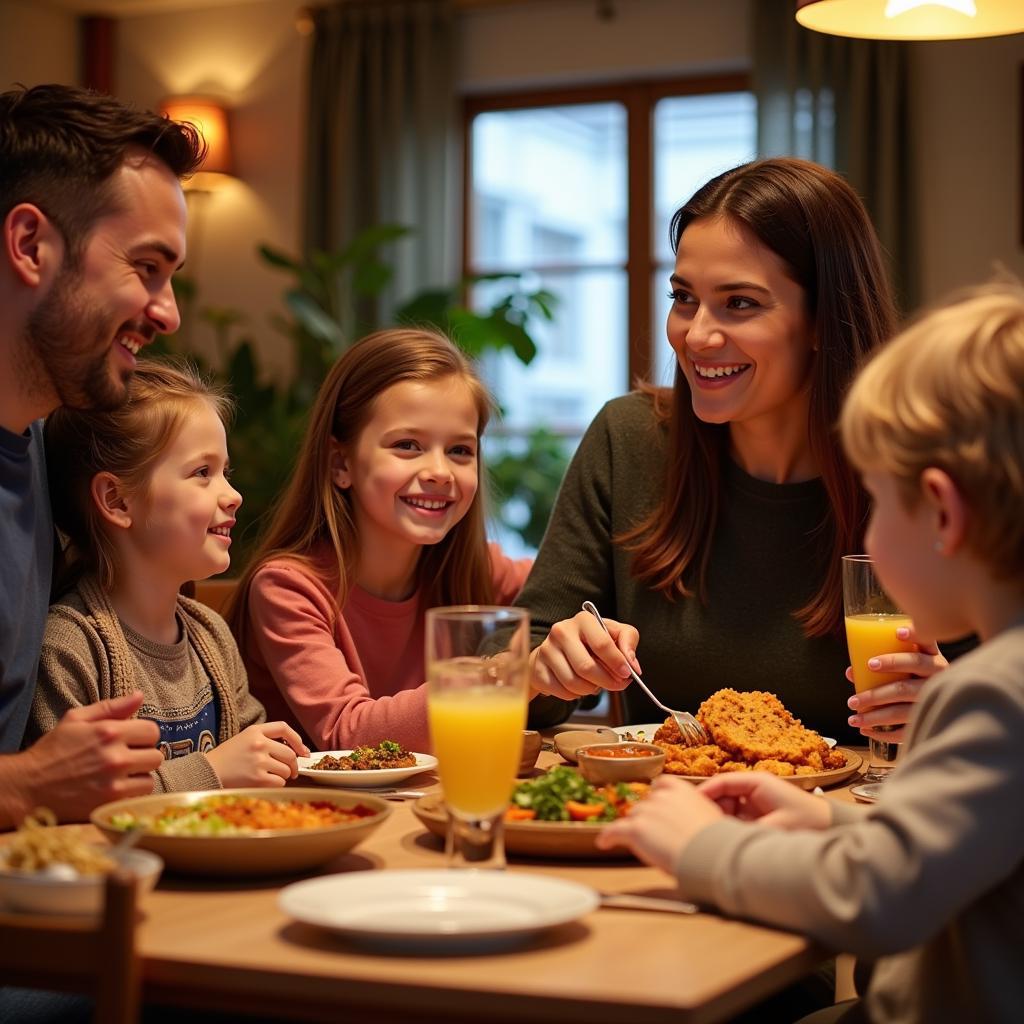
[465,78,756,553]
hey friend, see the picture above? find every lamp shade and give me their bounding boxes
[796,0,1024,40]
[160,97,234,176]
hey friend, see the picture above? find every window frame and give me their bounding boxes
[462,73,751,387]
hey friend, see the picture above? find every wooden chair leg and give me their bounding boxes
[95,871,140,1024]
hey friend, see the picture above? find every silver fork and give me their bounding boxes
[581,601,709,747]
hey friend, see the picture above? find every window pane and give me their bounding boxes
[472,268,627,435]
[651,266,678,388]
[651,92,756,379]
[652,92,757,259]
[471,104,627,270]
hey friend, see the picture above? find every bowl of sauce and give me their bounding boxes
[577,742,665,784]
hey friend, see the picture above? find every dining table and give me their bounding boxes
[3,748,866,1024]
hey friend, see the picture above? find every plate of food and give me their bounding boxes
[297,740,437,788]
[280,869,598,951]
[91,789,391,876]
[650,689,860,790]
[412,766,647,859]
[0,809,163,915]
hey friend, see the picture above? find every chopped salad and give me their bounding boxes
[507,766,647,823]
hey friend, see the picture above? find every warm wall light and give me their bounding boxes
[796,0,1024,40]
[160,96,235,188]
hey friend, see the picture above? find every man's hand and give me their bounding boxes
[3,691,164,827]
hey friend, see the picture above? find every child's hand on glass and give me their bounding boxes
[595,776,723,874]
[206,722,309,788]
[699,773,831,831]
[846,624,946,742]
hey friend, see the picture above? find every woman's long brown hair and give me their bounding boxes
[620,158,897,637]
[226,328,494,650]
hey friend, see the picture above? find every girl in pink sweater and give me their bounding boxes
[228,329,531,753]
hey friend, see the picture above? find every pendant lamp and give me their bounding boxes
[796,0,1024,40]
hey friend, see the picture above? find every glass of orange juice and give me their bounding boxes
[426,605,530,869]
[842,555,915,798]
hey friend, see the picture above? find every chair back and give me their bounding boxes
[192,578,238,616]
[0,870,140,1024]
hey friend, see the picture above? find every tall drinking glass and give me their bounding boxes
[426,605,530,869]
[842,555,916,801]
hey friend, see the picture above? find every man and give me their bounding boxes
[0,83,205,827]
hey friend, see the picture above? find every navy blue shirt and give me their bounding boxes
[0,421,54,752]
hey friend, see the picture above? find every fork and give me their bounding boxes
[581,601,709,747]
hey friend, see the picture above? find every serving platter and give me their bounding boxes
[91,788,391,876]
[412,794,634,860]
[612,723,838,750]
[665,748,862,791]
[279,869,598,951]
[297,751,438,788]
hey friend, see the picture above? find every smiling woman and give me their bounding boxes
[519,157,949,745]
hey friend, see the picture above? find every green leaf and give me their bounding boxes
[284,290,345,346]
[258,244,301,271]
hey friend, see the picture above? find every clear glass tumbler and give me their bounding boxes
[842,555,916,801]
[426,605,530,869]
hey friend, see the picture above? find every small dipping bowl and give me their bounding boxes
[518,730,543,775]
[577,742,665,785]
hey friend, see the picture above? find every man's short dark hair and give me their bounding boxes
[0,84,205,263]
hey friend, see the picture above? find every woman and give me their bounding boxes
[523,157,943,743]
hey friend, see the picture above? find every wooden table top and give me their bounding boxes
[6,750,867,1024]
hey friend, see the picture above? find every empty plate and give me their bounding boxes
[279,869,598,950]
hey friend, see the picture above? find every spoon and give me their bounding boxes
[581,601,709,747]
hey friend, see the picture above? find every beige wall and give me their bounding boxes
[0,0,78,89]
[115,0,310,377]
[911,34,1024,303]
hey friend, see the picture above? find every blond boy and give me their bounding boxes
[598,282,1024,1024]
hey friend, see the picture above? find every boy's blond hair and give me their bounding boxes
[840,281,1024,583]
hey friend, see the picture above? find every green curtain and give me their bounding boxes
[752,1,916,309]
[304,0,457,325]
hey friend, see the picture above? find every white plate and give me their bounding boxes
[280,869,598,950]
[610,723,666,742]
[297,751,438,788]
[613,724,837,748]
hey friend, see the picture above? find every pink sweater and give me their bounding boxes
[242,543,532,752]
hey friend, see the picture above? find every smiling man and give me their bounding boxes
[0,84,204,826]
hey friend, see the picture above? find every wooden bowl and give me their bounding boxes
[518,730,543,774]
[577,742,665,785]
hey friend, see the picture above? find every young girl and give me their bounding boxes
[26,362,308,792]
[227,328,531,753]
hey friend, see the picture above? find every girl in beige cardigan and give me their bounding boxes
[26,363,307,792]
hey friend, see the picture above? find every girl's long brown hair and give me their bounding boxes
[227,328,494,649]
[620,158,897,637]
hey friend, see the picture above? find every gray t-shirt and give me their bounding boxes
[0,420,53,752]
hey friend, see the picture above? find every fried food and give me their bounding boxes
[653,688,846,778]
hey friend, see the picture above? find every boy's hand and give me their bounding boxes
[14,691,163,823]
[595,776,723,874]
[206,722,309,788]
[699,773,832,830]
[846,624,946,741]
[530,611,638,700]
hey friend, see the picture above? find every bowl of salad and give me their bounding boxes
[412,766,649,859]
[91,789,391,876]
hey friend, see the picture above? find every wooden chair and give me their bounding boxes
[192,577,239,617]
[0,870,140,1024]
